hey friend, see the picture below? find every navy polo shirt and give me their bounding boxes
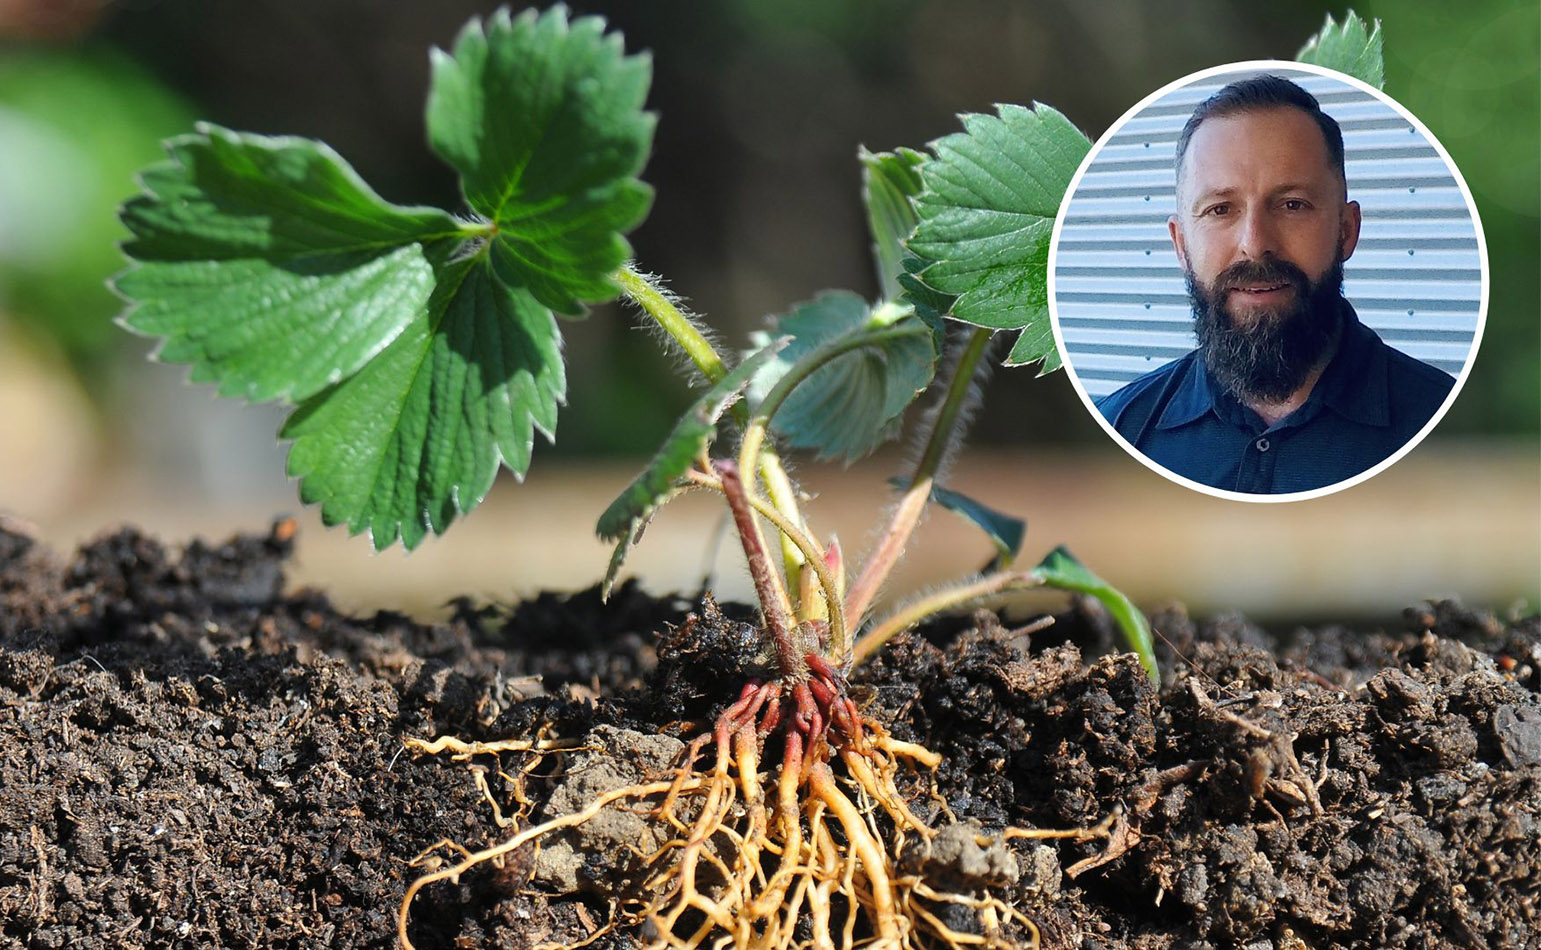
[1095,304,1455,494]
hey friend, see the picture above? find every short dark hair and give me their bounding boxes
[1174,75,1346,192]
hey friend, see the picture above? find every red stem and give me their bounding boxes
[714,459,800,678]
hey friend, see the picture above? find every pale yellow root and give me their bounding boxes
[398,778,694,950]
[403,735,584,758]
[808,761,901,945]
[403,715,1076,950]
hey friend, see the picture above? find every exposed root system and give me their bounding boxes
[399,653,1107,950]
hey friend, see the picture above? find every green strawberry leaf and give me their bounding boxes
[281,251,564,550]
[1031,546,1156,682]
[1296,10,1384,89]
[427,5,654,316]
[860,146,926,301]
[898,256,953,349]
[116,124,460,403]
[597,338,790,544]
[908,103,1089,371]
[1007,319,1062,374]
[747,292,936,464]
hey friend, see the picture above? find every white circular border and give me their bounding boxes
[1047,59,1490,504]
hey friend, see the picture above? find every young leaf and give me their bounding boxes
[886,477,1026,568]
[116,125,461,403]
[932,486,1025,567]
[747,292,936,464]
[427,5,655,316]
[1296,11,1384,89]
[897,256,952,348]
[907,104,1090,372]
[281,252,565,550]
[859,147,926,301]
[1031,546,1157,682]
[597,338,791,544]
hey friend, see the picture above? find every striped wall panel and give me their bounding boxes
[1053,68,1482,399]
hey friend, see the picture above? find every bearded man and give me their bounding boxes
[1095,75,1455,494]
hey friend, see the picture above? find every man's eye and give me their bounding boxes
[1282,199,1308,211]
[1204,204,1230,216]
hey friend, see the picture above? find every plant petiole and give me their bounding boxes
[687,467,848,663]
[851,569,1037,665]
[845,327,994,625]
[714,460,800,677]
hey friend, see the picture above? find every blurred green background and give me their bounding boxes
[0,0,1535,620]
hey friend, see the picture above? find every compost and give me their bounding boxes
[0,521,1536,949]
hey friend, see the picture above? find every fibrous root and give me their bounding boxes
[398,655,1107,950]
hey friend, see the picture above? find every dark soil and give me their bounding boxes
[1,521,1537,949]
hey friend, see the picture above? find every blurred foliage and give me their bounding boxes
[1,0,1534,446]
[1358,0,1539,438]
[0,47,192,380]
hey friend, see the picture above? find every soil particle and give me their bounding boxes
[532,725,688,894]
[0,524,1536,949]
[905,819,1020,891]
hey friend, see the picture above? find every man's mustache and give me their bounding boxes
[1211,256,1311,295]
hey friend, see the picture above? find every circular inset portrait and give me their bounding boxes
[1049,63,1486,501]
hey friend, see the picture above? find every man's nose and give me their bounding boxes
[1235,206,1278,260]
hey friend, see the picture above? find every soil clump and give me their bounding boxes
[0,522,1536,949]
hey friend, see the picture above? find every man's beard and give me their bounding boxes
[1188,256,1345,404]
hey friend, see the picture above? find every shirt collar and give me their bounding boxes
[1152,353,1219,430]
[1154,299,1389,431]
[1298,302,1390,427]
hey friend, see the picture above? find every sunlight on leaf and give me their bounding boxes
[282,252,564,550]
[428,5,654,315]
[907,103,1089,372]
[120,7,656,550]
[117,125,458,403]
[1296,10,1384,89]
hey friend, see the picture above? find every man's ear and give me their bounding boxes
[1168,215,1189,270]
[1339,200,1362,262]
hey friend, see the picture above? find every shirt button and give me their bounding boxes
[1256,438,1271,452]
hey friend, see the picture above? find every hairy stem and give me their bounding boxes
[619,265,812,592]
[732,320,928,642]
[844,327,994,626]
[851,569,1034,665]
[758,453,809,593]
[615,265,728,385]
[687,469,848,661]
[714,460,800,678]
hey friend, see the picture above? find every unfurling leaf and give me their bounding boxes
[1031,546,1157,682]
[932,486,1025,567]
[597,339,791,584]
[886,477,1025,568]
[1296,11,1384,89]
[907,103,1089,372]
[747,292,936,464]
[859,147,926,301]
[428,4,655,315]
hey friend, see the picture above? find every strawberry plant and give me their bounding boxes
[115,7,1384,948]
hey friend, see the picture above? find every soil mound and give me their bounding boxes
[1,522,1536,948]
